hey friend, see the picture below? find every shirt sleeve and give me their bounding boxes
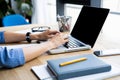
[0,47,25,68]
[0,31,5,44]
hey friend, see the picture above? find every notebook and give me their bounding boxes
[48,6,110,54]
[47,54,111,80]
[31,64,120,80]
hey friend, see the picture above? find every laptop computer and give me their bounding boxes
[49,6,110,54]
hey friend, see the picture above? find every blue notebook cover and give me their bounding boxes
[47,54,111,80]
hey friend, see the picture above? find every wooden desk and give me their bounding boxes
[0,24,120,80]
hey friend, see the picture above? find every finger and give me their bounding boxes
[49,30,60,34]
[48,32,60,38]
[48,35,55,38]
[64,38,69,42]
[63,34,69,39]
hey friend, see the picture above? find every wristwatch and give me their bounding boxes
[26,32,32,43]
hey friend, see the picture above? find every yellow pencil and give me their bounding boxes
[59,57,87,67]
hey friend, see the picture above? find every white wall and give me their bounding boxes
[102,0,120,13]
[31,0,56,25]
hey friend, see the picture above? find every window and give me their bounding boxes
[102,0,120,13]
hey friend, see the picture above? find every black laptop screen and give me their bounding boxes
[71,6,110,47]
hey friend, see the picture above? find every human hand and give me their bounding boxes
[48,33,69,49]
[32,30,59,40]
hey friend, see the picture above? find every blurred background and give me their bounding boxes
[0,0,120,27]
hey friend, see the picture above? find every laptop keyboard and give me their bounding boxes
[64,37,85,48]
